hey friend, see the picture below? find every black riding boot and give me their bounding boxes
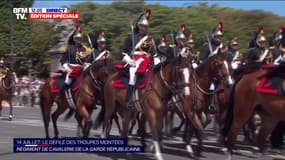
[125,85,135,109]
[55,84,68,101]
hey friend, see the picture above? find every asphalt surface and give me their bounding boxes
[0,105,284,160]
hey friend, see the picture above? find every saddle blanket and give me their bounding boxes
[256,75,285,96]
[113,55,152,89]
[113,67,152,89]
[51,70,82,93]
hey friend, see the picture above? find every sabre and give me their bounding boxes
[205,33,214,57]
[87,33,95,62]
[232,51,240,61]
[170,29,176,57]
[131,24,135,58]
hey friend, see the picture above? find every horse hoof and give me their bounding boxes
[8,115,13,121]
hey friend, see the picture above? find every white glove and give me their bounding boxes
[192,63,198,69]
[231,62,239,70]
[122,54,136,67]
[63,63,72,73]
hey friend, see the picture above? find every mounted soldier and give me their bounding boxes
[271,26,284,64]
[55,25,90,100]
[228,37,243,69]
[154,35,168,65]
[0,56,10,80]
[199,22,233,116]
[247,26,272,64]
[87,30,111,63]
[167,24,187,59]
[121,9,156,108]
[186,31,200,68]
[85,30,112,70]
[273,26,285,65]
[199,22,225,62]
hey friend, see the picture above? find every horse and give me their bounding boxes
[97,49,204,160]
[182,52,233,157]
[222,63,285,160]
[72,59,121,137]
[0,69,15,120]
[39,65,83,138]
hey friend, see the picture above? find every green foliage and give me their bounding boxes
[68,2,284,57]
[0,1,284,77]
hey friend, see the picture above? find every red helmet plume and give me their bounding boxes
[181,24,186,34]
[218,21,223,32]
[146,9,151,20]
[96,29,104,36]
[162,35,167,42]
[258,26,265,34]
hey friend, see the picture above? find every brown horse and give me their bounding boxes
[222,65,285,160]
[73,59,120,137]
[0,69,15,120]
[98,54,203,160]
[40,69,81,138]
[183,53,233,157]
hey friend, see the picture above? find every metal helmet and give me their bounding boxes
[187,32,194,44]
[279,26,285,52]
[175,24,186,40]
[137,9,151,26]
[0,57,4,64]
[275,26,283,42]
[231,37,238,45]
[256,26,266,43]
[73,31,82,40]
[158,35,167,49]
[212,22,223,37]
[96,30,106,43]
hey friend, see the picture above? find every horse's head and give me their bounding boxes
[160,55,192,97]
[209,53,233,86]
[89,59,115,85]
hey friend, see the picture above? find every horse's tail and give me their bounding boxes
[39,90,46,126]
[221,81,238,138]
[64,108,74,121]
[93,101,105,129]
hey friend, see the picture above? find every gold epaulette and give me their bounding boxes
[59,45,67,53]
[83,44,92,56]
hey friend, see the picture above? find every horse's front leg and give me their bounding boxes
[9,99,13,121]
[144,103,164,160]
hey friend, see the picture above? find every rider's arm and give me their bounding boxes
[199,44,210,62]
[246,48,257,64]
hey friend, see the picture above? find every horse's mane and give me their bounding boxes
[83,59,114,77]
[196,53,226,73]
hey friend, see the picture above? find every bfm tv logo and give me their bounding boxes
[13,8,28,20]
[13,8,80,20]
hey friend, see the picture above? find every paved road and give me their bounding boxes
[0,106,284,160]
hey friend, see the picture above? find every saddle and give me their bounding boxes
[113,55,152,89]
[256,63,285,95]
[51,69,82,93]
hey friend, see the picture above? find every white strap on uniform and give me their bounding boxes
[258,49,269,62]
[95,50,107,61]
[135,35,148,50]
[208,43,223,58]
